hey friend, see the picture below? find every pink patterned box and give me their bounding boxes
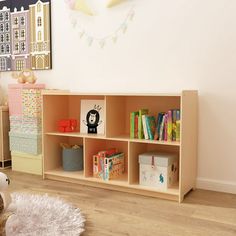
[8,84,45,116]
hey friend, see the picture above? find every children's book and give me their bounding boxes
[145,116,156,140]
[142,114,149,139]
[154,112,165,140]
[138,109,149,139]
[103,152,124,181]
[130,111,138,138]
[159,114,166,141]
[167,110,172,142]
[172,109,179,141]
[176,109,181,142]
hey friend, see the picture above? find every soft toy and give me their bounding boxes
[0,172,12,236]
[11,69,37,84]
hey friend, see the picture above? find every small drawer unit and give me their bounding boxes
[139,152,178,189]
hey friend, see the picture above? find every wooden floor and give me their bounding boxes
[2,169,236,236]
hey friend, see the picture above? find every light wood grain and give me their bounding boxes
[3,170,236,236]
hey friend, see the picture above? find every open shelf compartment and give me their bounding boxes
[43,135,84,178]
[129,141,180,196]
[106,95,180,140]
[84,138,129,185]
[43,94,105,134]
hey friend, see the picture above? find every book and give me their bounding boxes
[172,109,177,141]
[130,111,138,138]
[164,113,168,141]
[145,116,156,140]
[134,113,139,138]
[138,109,149,139]
[142,114,149,139]
[103,152,124,181]
[80,100,105,134]
[159,114,166,141]
[154,112,165,140]
[93,148,118,179]
[167,110,172,142]
[176,109,181,142]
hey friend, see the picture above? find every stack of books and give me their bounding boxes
[93,148,125,181]
[130,109,181,142]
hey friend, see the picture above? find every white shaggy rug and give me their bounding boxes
[6,193,85,236]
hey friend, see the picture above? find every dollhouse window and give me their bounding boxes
[0,13,3,22]
[15,43,19,52]
[16,60,24,71]
[5,44,10,53]
[6,33,9,42]
[37,17,42,27]
[5,23,9,32]
[1,45,4,53]
[15,31,19,40]
[0,34,4,42]
[20,17,25,26]
[0,24,3,32]
[21,42,26,52]
[21,30,25,39]
[5,12,9,21]
[14,17,18,25]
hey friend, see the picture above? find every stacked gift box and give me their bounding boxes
[8,84,45,174]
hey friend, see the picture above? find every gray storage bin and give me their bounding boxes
[62,146,83,171]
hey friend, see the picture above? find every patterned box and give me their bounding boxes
[10,116,42,134]
[9,131,42,155]
[22,89,43,118]
[8,84,45,116]
[139,152,179,189]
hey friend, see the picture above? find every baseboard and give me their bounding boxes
[196,178,236,194]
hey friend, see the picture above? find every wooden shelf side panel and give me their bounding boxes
[180,90,198,200]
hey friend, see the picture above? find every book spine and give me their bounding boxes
[172,109,177,141]
[164,114,168,141]
[176,109,181,142]
[138,109,148,139]
[167,110,172,142]
[159,114,165,141]
[134,113,139,138]
[130,112,135,139]
[146,116,155,140]
[142,115,149,139]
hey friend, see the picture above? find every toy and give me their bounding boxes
[0,172,12,235]
[58,119,77,132]
[11,69,37,84]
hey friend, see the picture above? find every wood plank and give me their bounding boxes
[3,170,236,236]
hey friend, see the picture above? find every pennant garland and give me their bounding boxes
[65,1,135,48]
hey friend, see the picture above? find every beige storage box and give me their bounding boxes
[11,151,42,175]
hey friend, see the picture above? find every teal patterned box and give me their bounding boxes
[9,131,42,155]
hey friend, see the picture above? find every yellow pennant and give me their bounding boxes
[107,0,127,8]
[75,0,94,15]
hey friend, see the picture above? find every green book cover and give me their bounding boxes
[138,109,149,139]
[130,111,138,138]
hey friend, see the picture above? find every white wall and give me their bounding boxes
[1,0,236,193]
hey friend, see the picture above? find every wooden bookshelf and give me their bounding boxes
[42,91,198,202]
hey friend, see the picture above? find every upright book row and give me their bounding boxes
[130,109,180,142]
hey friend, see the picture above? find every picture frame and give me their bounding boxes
[0,0,52,71]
